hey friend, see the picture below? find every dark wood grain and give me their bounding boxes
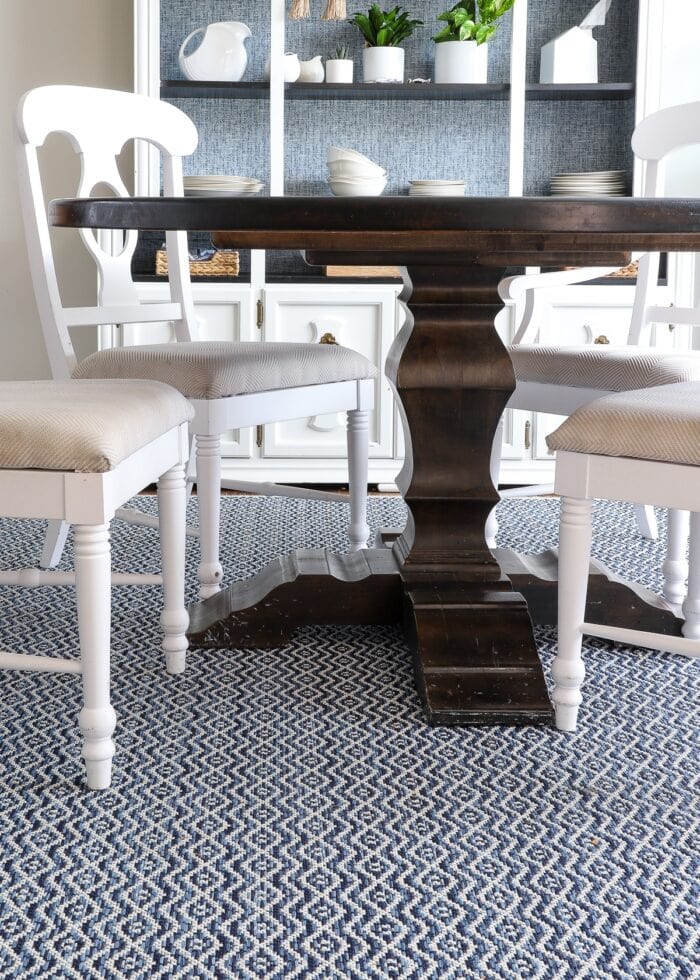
[50,195,700,726]
[50,196,700,257]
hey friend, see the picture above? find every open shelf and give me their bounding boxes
[161,80,634,102]
[526,83,635,101]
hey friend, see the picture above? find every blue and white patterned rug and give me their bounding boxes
[0,496,697,979]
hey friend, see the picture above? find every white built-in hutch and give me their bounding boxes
[128,0,691,487]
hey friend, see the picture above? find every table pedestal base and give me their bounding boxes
[187,545,682,726]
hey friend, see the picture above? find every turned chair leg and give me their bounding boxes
[195,433,224,600]
[74,523,116,790]
[663,508,690,605]
[553,496,593,732]
[158,463,189,674]
[347,408,370,551]
[681,511,700,641]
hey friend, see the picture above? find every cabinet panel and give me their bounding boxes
[261,286,397,459]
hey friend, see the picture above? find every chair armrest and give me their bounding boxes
[500,266,623,345]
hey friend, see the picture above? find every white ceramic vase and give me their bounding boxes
[326,59,354,83]
[434,40,488,83]
[363,47,404,83]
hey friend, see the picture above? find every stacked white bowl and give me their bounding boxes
[327,147,387,197]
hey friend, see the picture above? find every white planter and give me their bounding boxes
[326,59,354,83]
[363,46,404,83]
[434,40,488,83]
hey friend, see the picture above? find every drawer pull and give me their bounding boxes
[319,332,338,345]
[594,334,610,345]
[524,420,531,450]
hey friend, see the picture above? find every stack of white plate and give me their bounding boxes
[327,147,387,197]
[408,179,466,197]
[183,175,264,197]
[549,170,627,196]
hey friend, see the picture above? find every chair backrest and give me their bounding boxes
[16,85,200,379]
[628,100,700,344]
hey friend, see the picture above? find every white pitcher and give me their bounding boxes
[178,21,251,82]
[298,56,325,83]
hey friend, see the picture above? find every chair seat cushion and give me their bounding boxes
[0,379,193,473]
[72,341,378,400]
[508,344,700,391]
[546,381,700,466]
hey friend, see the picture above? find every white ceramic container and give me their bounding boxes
[264,53,301,82]
[434,40,488,84]
[298,56,325,82]
[363,47,404,83]
[325,59,354,83]
[178,22,251,82]
[328,176,387,196]
[327,159,385,179]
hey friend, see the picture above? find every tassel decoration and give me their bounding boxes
[321,0,347,18]
[288,0,311,18]
[288,0,347,20]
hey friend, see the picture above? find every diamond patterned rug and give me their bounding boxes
[0,496,697,979]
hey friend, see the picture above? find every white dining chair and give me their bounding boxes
[0,379,192,789]
[546,381,700,731]
[16,84,376,600]
[495,100,700,599]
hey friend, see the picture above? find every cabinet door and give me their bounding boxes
[131,282,253,457]
[261,286,397,459]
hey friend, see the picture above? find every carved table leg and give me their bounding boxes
[387,264,553,725]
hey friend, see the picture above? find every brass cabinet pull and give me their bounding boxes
[594,334,610,344]
[319,331,338,345]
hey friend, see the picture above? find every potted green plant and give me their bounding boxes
[326,42,354,83]
[433,0,515,83]
[349,4,423,83]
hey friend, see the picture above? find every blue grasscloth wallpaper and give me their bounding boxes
[153,0,637,275]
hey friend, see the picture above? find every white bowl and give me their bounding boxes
[328,176,386,197]
[327,159,386,179]
[327,146,382,168]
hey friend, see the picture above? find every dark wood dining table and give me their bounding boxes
[50,195,700,726]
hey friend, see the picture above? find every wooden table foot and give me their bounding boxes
[496,547,684,635]
[187,547,403,649]
[404,583,554,726]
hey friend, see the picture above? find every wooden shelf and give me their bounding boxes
[161,81,634,102]
[526,83,635,101]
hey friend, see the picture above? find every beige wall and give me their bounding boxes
[0,0,133,380]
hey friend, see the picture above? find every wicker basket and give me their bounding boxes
[155,249,239,278]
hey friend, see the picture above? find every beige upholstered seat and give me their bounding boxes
[0,379,193,473]
[509,345,700,392]
[546,381,700,466]
[499,99,700,564]
[73,341,377,400]
[548,377,700,735]
[0,377,192,789]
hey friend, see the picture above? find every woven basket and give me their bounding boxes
[155,249,239,278]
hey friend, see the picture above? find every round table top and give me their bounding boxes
[50,194,700,267]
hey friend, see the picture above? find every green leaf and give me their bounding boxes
[475,22,495,43]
